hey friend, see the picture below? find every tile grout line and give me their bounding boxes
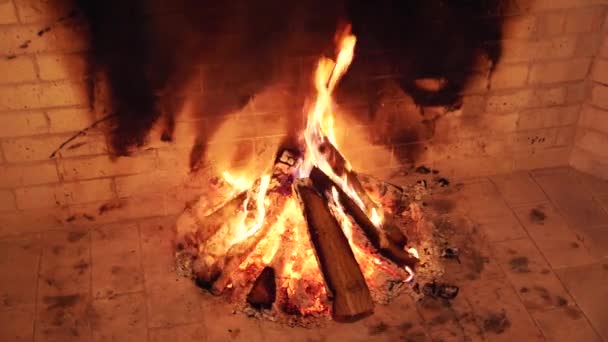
[518,169,604,340]
[32,232,43,342]
[137,222,152,342]
[88,226,94,340]
[485,175,547,338]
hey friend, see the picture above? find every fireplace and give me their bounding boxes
[1,0,608,340]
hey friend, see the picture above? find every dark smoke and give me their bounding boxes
[63,0,505,169]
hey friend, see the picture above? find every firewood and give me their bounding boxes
[309,167,417,270]
[294,179,374,322]
[247,266,276,309]
[318,141,405,244]
[210,192,287,294]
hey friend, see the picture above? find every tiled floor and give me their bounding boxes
[1,167,607,341]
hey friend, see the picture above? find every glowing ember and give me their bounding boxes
[174,24,421,323]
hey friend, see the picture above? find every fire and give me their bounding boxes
[176,23,420,321]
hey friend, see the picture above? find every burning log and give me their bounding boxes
[317,143,406,247]
[309,167,417,270]
[247,267,276,309]
[294,179,374,322]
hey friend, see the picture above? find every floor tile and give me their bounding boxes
[472,212,528,242]
[556,262,608,340]
[139,217,177,285]
[0,235,40,309]
[90,292,148,342]
[572,169,608,198]
[40,229,90,269]
[150,323,207,342]
[513,203,597,268]
[490,172,547,205]
[464,278,544,342]
[199,306,264,342]
[146,276,205,329]
[39,263,91,298]
[532,306,601,342]
[532,169,608,228]
[0,306,35,341]
[36,293,92,342]
[491,238,575,312]
[577,225,608,259]
[91,224,143,299]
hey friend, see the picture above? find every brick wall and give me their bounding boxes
[1,0,607,235]
[570,6,608,178]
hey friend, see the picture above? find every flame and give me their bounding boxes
[189,24,418,315]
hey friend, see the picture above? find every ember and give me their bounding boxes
[174,25,426,324]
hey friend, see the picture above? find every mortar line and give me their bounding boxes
[136,220,152,342]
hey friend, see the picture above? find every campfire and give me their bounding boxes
[174,25,427,323]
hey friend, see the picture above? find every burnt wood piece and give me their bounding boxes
[309,167,417,270]
[193,191,249,244]
[294,179,374,322]
[247,266,276,309]
[210,192,287,294]
[319,142,406,246]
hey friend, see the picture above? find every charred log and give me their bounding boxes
[294,179,374,322]
[247,267,277,309]
[309,167,417,270]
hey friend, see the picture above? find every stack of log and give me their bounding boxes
[174,148,418,322]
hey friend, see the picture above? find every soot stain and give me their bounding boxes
[111,266,122,274]
[67,142,87,150]
[67,231,87,242]
[98,200,125,215]
[509,256,530,273]
[73,260,89,274]
[483,310,511,334]
[529,208,546,224]
[428,199,455,214]
[43,294,81,310]
[368,321,390,335]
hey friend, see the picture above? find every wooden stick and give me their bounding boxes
[294,179,374,322]
[309,167,417,270]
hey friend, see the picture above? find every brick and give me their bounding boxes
[47,107,93,133]
[564,8,603,33]
[0,190,16,211]
[0,23,88,56]
[115,171,181,198]
[575,128,608,158]
[14,184,64,209]
[0,161,58,188]
[461,95,486,116]
[566,82,587,104]
[537,12,566,37]
[0,0,17,24]
[529,58,590,84]
[600,36,608,58]
[574,33,602,58]
[534,36,578,60]
[490,64,528,89]
[59,151,158,181]
[1,133,106,162]
[36,53,87,81]
[592,59,608,84]
[0,206,69,235]
[554,125,577,146]
[501,40,536,63]
[518,105,580,130]
[503,15,538,39]
[14,0,61,23]
[534,86,568,107]
[513,147,571,171]
[591,83,608,109]
[0,111,48,137]
[0,57,37,84]
[486,89,534,113]
[527,0,605,12]
[61,179,115,204]
[579,105,608,133]
[0,81,87,111]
